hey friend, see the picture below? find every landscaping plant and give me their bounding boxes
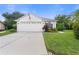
[73,21,79,39]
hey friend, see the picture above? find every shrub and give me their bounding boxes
[52,28,58,32]
[13,24,17,29]
[48,28,57,32]
[48,29,52,32]
[73,21,79,39]
[57,23,65,31]
[8,29,16,32]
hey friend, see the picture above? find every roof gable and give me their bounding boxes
[17,13,56,22]
[17,13,42,22]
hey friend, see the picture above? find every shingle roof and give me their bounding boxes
[0,21,4,24]
[17,13,56,22]
[28,13,56,22]
[40,17,56,22]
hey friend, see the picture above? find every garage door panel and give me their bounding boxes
[17,23,43,32]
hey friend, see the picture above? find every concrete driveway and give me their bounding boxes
[0,32,47,55]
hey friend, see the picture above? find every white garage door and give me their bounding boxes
[17,22,44,32]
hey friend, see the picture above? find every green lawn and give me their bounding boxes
[43,30,79,55]
[0,29,16,36]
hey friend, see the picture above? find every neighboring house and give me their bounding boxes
[16,13,56,32]
[0,21,5,31]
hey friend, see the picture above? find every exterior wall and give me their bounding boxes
[44,21,56,29]
[0,23,5,31]
[51,21,56,29]
[17,14,56,32]
[17,21,56,32]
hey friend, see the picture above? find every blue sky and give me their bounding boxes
[0,4,79,21]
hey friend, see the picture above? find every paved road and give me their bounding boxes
[0,32,47,55]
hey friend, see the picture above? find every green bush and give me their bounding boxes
[48,29,52,32]
[8,29,16,32]
[52,28,58,32]
[13,24,17,29]
[73,21,79,39]
[57,23,65,31]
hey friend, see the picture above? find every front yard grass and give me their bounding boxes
[0,29,16,36]
[43,30,79,55]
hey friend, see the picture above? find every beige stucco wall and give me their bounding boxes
[0,23,5,31]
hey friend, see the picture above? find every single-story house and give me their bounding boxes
[16,13,56,32]
[0,21,5,31]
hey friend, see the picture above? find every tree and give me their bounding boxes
[55,15,66,23]
[64,17,73,30]
[72,9,79,39]
[2,11,24,29]
[11,12,24,20]
[73,21,79,39]
[2,12,24,20]
[55,15,72,31]
[55,15,66,31]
